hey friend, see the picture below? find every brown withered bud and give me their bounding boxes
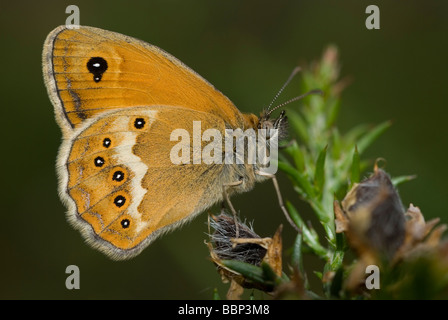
[206,213,283,299]
[396,204,447,260]
[335,163,448,294]
[335,164,406,259]
[208,214,268,266]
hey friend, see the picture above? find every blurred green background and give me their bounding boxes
[1,0,447,299]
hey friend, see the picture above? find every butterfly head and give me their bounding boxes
[257,109,289,141]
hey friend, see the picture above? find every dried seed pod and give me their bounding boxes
[336,164,406,259]
[208,214,268,266]
[335,162,448,295]
[206,213,283,299]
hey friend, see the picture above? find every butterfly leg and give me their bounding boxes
[222,180,243,238]
[255,171,300,232]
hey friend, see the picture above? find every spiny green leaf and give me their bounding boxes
[331,127,342,159]
[288,111,309,144]
[292,233,303,269]
[261,262,282,284]
[314,145,328,194]
[329,268,344,298]
[278,162,315,198]
[325,97,341,128]
[392,174,417,187]
[286,202,328,259]
[335,230,346,251]
[330,250,345,271]
[220,260,281,290]
[285,200,305,229]
[221,260,265,284]
[350,145,361,186]
[302,72,319,93]
[283,140,305,172]
[309,94,325,115]
[322,223,336,244]
[292,233,310,289]
[278,152,292,167]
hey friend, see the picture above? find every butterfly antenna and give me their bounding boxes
[266,89,324,116]
[267,66,302,112]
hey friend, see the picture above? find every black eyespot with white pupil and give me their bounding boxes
[121,219,130,229]
[94,156,105,167]
[134,118,146,129]
[114,195,126,208]
[87,57,108,83]
[112,171,124,182]
[103,138,111,148]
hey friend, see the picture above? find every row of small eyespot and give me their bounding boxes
[87,117,147,230]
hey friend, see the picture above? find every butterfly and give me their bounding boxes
[42,25,315,260]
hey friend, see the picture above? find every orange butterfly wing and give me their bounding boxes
[42,25,247,135]
[60,106,236,260]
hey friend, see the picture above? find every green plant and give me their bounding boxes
[207,46,448,300]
